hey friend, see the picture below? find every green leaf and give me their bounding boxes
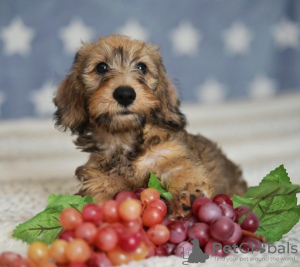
[233,165,300,242]
[12,194,94,245]
[148,171,173,200]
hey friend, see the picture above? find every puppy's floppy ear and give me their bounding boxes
[53,54,88,134]
[155,69,187,130]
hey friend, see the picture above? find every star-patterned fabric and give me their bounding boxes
[0,0,299,119]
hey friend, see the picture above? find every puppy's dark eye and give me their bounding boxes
[136,62,148,75]
[96,62,109,74]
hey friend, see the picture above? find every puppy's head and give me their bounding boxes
[54,34,186,134]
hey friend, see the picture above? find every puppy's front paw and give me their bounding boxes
[167,182,212,220]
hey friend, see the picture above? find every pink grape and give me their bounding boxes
[212,194,233,206]
[9,258,36,267]
[181,214,199,228]
[187,223,210,246]
[219,203,236,221]
[95,227,118,252]
[122,217,142,233]
[75,222,97,244]
[68,263,87,267]
[140,188,160,204]
[239,236,263,252]
[160,242,176,255]
[134,188,145,200]
[86,252,112,267]
[146,224,170,245]
[167,221,187,244]
[223,222,242,246]
[142,207,164,227]
[173,241,193,257]
[59,208,82,230]
[58,229,75,242]
[102,200,120,223]
[205,238,227,257]
[0,252,22,266]
[198,202,221,224]
[210,216,235,241]
[155,245,168,256]
[147,199,167,216]
[114,190,137,203]
[118,199,142,221]
[191,197,212,216]
[235,205,259,232]
[81,203,103,225]
[161,217,172,226]
[118,231,141,252]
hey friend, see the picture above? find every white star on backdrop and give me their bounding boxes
[29,81,56,116]
[0,91,5,115]
[249,75,277,99]
[223,22,252,55]
[169,21,202,56]
[197,78,226,103]
[272,19,300,49]
[116,19,149,41]
[59,18,95,55]
[0,17,35,56]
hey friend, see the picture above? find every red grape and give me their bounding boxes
[210,216,235,241]
[111,222,127,235]
[118,231,141,252]
[181,214,199,228]
[140,188,160,204]
[146,224,170,245]
[239,236,263,252]
[187,223,210,246]
[59,208,82,230]
[10,258,36,267]
[142,207,164,227]
[198,202,221,224]
[68,263,87,267]
[58,229,75,242]
[212,194,233,206]
[0,252,22,266]
[235,205,259,232]
[223,222,242,246]
[74,222,97,244]
[205,238,227,257]
[95,226,118,252]
[114,190,137,203]
[86,252,112,267]
[122,217,142,233]
[134,188,145,199]
[118,199,142,221]
[219,203,236,221]
[147,199,167,216]
[161,217,172,226]
[102,200,120,223]
[155,245,168,256]
[173,241,193,257]
[160,242,176,255]
[191,197,212,216]
[167,221,187,244]
[81,203,103,225]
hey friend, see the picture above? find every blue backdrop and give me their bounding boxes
[0,0,299,119]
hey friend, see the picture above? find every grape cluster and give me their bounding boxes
[0,190,264,267]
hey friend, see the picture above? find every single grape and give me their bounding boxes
[81,203,103,225]
[239,236,263,252]
[223,222,242,246]
[219,203,236,221]
[173,241,193,257]
[181,214,199,228]
[155,245,168,256]
[134,188,145,200]
[0,252,22,266]
[114,190,138,203]
[142,207,164,227]
[65,239,91,263]
[212,194,233,206]
[102,200,120,223]
[235,205,259,232]
[95,226,118,252]
[58,229,75,242]
[135,228,147,241]
[118,231,141,253]
[107,246,132,266]
[191,197,212,216]
[160,242,176,255]
[140,188,160,204]
[130,242,148,261]
[146,224,170,245]
[147,199,167,216]
[86,252,112,267]
[49,239,69,264]
[167,221,187,244]
[187,222,210,247]
[210,216,235,241]
[122,217,142,233]
[205,238,227,257]
[111,222,127,235]
[27,241,50,266]
[118,199,142,221]
[10,258,36,267]
[59,208,83,230]
[75,222,97,244]
[198,202,221,224]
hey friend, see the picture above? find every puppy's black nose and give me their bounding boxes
[113,86,136,107]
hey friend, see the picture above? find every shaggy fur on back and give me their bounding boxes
[54,35,247,218]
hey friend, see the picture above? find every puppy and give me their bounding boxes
[54,34,247,218]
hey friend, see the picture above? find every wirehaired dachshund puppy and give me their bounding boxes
[54,34,247,218]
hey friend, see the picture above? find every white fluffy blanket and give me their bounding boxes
[1,92,300,266]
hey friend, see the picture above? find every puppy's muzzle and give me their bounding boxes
[113,86,136,107]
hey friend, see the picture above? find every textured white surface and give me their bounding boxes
[0,92,300,266]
